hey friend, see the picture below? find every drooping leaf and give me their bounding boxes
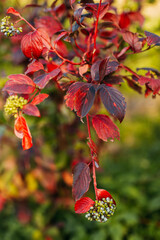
[22,104,40,117]
[65,82,97,118]
[138,76,160,94]
[34,68,61,89]
[31,93,49,105]
[3,74,36,94]
[72,162,91,200]
[14,116,32,150]
[7,7,20,17]
[75,197,94,213]
[21,31,43,59]
[25,60,44,75]
[124,77,142,94]
[99,84,126,122]
[122,31,142,52]
[92,114,120,142]
[144,31,160,46]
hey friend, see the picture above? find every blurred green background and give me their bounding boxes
[0,0,160,240]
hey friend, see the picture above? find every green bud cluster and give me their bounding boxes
[85,197,116,223]
[4,95,27,117]
[1,16,22,37]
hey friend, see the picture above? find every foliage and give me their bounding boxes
[0,0,160,239]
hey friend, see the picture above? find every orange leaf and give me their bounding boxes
[14,116,32,150]
[7,7,21,17]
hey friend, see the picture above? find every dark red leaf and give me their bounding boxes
[103,75,123,85]
[144,31,160,46]
[65,82,97,118]
[34,16,62,38]
[14,116,32,150]
[124,77,142,94]
[21,31,43,59]
[3,74,35,94]
[75,197,94,214]
[7,7,20,17]
[91,57,119,82]
[72,162,91,200]
[91,60,101,81]
[122,31,142,52]
[25,60,44,75]
[138,76,160,94]
[97,189,116,205]
[34,68,61,89]
[92,114,120,142]
[31,93,49,105]
[99,84,126,122]
[22,104,40,117]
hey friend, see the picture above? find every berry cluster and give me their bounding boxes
[85,197,116,223]
[0,16,22,37]
[4,95,27,118]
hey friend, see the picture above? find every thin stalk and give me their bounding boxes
[86,115,98,200]
[92,0,102,63]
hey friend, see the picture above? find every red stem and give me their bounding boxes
[19,16,36,31]
[92,0,102,63]
[120,64,140,78]
[86,115,98,200]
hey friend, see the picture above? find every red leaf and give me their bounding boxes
[127,11,144,27]
[25,60,44,75]
[97,189,116,205]
[37,28,51,50]
[3,74,35,94]
[31,93,49,105]
[144,31,160,46]
[92,114,120,142]
[7,7,20,17]
[119,12,130,29]
[23,104,40,117]
[138,76,160,94]
[75,197,94,214]
[72,162,91,201]
[85,3,109,19]
[34,68,61,89]
[34,16,62,38]
[14,116,32,150]
[122,31,142,52]
[65,82,97,118]
[99,84,126,122]
[91,57,119,82]
[21,31,43,59]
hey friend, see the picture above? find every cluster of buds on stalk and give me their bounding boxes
[85,197,116,223]
[4,95,27,118]
[0,16,22,37]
